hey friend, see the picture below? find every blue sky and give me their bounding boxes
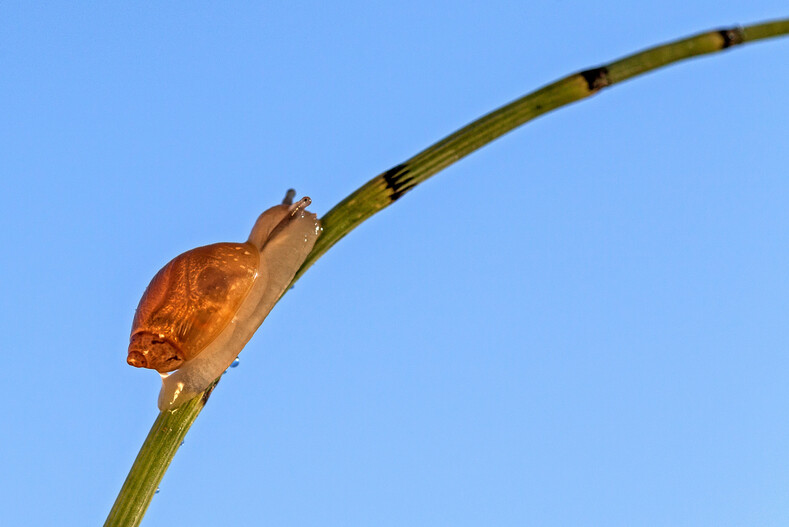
[2,3,789,526]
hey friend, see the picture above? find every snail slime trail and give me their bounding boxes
[127,193,321,410]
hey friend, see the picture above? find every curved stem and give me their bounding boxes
[105,18,789,527]
[295,19,788,281]
[104,381,217,526]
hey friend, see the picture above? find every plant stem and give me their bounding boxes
[296,19,789,281]
[105,18,789,527]
[104,381,217,527]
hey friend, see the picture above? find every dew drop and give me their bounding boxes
[155,487,160,495]
[230,357,240,368]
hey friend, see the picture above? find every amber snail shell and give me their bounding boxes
[127,242,260,373]
[127,192,321,410]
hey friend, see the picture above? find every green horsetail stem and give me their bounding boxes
[294,19,789,282]
[105,19,789,527]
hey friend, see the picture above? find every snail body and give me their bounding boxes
[127,194,321,410]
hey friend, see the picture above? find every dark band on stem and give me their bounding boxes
[718,27,745,48]
[381,163,416,201]
[579,66,611,92]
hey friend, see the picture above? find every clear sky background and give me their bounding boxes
[2,3,789,526]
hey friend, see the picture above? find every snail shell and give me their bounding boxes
[127,194,321,410]
[127,243,260,373]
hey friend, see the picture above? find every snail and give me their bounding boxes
[127,191,321,410]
